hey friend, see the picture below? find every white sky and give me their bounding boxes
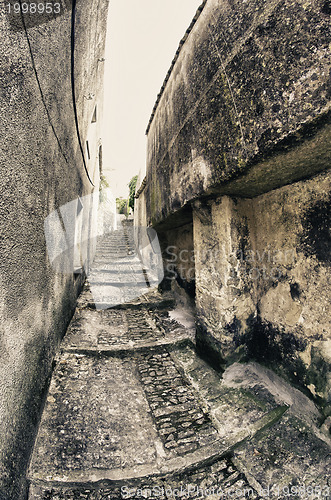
[102,0,202,198]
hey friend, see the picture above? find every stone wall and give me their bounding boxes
[136,0,330,414]
[0,1,109,497]
[143,0,330,226]
[193,196,256,362]
[251,171,330,406]
[193,171,330,411]
[162,222,195,301]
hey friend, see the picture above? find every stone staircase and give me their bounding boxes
[87,221,151,310]
[26,222,331,499]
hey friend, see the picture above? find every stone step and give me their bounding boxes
[233,411,331,498]
[88,270,147,283]
[29,455,259,499]
[76,284,175,311]
[94,246,132,251]
[28,341,285,498]
[92,257,138,265]
[88,283,152,309]
[27,216,330,499]
[89,267,146,274]
[29,342,330,498]
[93,251,132,256]
[88,278,148,286]
[92,255,131,262]
[91,260,143,267]
[60,308,194,354]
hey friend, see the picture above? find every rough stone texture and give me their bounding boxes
[0,1,109,497]
[137,350,218,457]
[193,170,331,410]
[28,280,330,499]
[249,170,331,409]
[29,457,259,499]
[61,308,193,353]
[134,0,330,414]
[171,346,288,445]
[193,195,256,363]
[29,353,159,479]
[76,281,175,312]
[233,412,331,498]
[161,222,196,298]
[142,0,330,226]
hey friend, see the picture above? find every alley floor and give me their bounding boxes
[27,222,330,499]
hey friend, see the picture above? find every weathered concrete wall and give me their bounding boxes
[136,0,330,414]
[0,1,109,497]
[193,171,330,412]
[144,0,330,226]
[162,222,195,300]
[251,170,330,408]
[193,196,256,362]
[134,176,148,230]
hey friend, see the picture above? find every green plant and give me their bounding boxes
[116,197,128,215]
[128,175,138,212]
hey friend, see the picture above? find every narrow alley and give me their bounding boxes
[1,0,330,498]
[27,220,330,499]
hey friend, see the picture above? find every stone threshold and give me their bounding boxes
[61,336,195,356]
[29,404,286,487]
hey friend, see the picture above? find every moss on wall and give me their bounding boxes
[142,0,330,225]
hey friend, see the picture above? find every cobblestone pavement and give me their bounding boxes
[137,351,218,457]
[27,221,331,499]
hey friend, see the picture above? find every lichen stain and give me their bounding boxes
[299,196,330,263]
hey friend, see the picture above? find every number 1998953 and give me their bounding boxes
[6,3,61,14]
